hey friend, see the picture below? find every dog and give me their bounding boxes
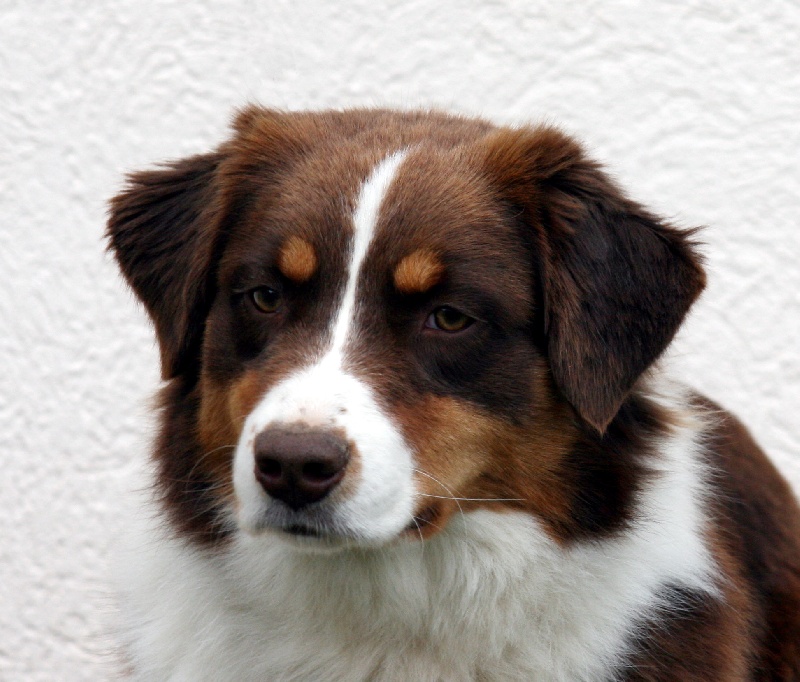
[108,107,800,680]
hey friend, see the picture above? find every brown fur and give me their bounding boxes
[703,398,800,679]
[107,106,800,679]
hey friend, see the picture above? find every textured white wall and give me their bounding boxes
[2,1,799,678]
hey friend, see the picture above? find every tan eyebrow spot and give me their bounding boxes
[394,249,445,294]
[277,236,318,283]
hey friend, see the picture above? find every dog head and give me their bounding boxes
[108,107,704,549]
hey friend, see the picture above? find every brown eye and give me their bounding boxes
[250,287,282,313]
[427,306,474,332]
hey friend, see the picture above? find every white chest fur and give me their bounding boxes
[119,415,715,682]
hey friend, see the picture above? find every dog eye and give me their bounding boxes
[249,287,282,314]
[426,306,474,332]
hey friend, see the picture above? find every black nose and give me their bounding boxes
[254,428,350,510]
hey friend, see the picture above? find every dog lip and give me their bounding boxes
[263,509,344,540]
[270,519,366,549]
[283,523,320,538]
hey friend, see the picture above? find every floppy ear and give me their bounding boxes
[481,126,706,432]
[107,106,315,380]
[107,152,224,379]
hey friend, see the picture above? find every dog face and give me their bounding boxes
[108,108,705,549]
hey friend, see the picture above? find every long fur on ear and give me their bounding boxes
[481,126,706,432]
[106,106,313,380]
[107,152,224,379]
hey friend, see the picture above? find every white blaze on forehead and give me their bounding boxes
[232,149,415,544]
[328,149,408,360]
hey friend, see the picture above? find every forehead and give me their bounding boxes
[372,147,528,281]
[219,138,529,291]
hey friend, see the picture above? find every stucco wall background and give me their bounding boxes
[2,1,799,678]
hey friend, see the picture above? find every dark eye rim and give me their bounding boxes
[425,305,476,333]
[248,286,283,314]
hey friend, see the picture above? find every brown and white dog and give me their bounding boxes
[108,108,800,681]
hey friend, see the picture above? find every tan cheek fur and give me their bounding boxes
[195,372,270,503]
[394,366,579,541]
[393,249,444,294]
[278,236,318,283]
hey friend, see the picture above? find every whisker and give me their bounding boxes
[165,445,238,496]
[410,516,425,545]
[162,479,231,491]
[413,516,446,534]
[417,493,525,503]
[183,444,237,483]
[173,496,235,529]
[412,468,465,522]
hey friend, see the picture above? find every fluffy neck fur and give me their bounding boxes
[118,387,717,682]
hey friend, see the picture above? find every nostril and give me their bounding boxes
[257,458,282,479]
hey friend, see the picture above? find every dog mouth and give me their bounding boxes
[255,507,440,548]
[262,505,368,546]
[283,523,321,538]
[250,503,343,543]
[248,497,435,547]
[267,519,355,550]
[272,515,341,541]
[280,506,441,544]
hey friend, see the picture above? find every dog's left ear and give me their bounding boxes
[480,126,706,432]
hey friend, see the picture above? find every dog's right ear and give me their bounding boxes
[107,151,224,380]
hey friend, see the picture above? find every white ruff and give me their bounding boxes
[118,384,719,681]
